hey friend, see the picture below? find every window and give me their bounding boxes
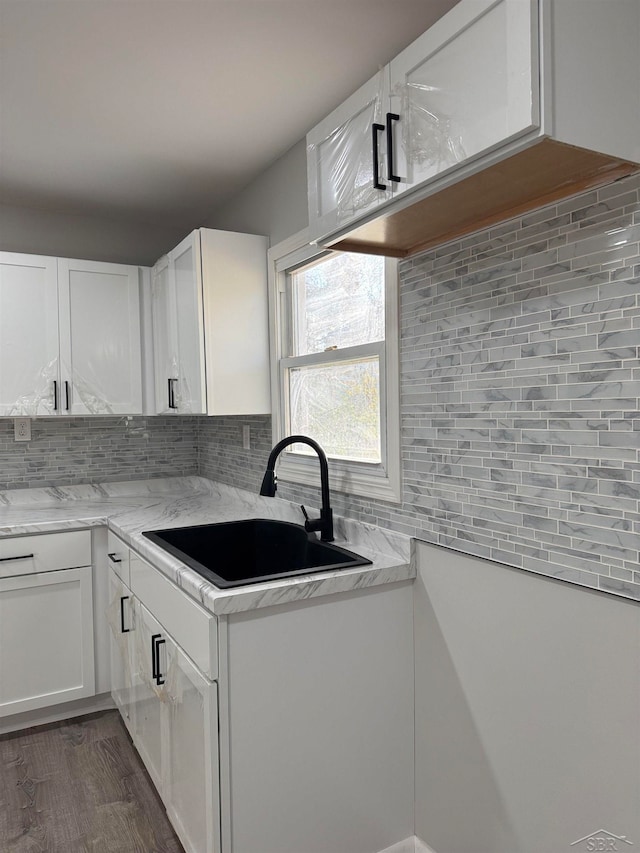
[268,229,400,503]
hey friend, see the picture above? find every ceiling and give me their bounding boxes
[0,0,457,240]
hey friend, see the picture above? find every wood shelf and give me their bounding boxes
[328,139,640,259]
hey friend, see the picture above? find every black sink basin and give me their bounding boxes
[142,518,372,589]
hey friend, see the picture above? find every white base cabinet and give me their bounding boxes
[107,567,135,730]
[0,531,95,717]
[108,533,413,853]
[108,555,220,853]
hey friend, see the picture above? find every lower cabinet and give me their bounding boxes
[0,531,95,718]
[108,564,220,853]
[107,567,135,731]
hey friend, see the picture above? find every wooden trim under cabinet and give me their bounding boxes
[328,139,640,258]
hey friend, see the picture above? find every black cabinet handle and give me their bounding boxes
[386,112,400,182]
[0,553,34,562]
[120,596,130,633]
[64,381,70,412]
[151,634,165,685]
[168,378,178,410]
[53,380,58,412]
[107,552,122,564]
[372,123,387,190]
[151,633,161,679]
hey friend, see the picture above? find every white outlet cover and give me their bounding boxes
[14,418,31,441]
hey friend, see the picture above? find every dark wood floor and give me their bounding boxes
[0,710,184,853]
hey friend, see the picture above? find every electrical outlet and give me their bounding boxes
[14,417,31,441]
[242,425,251,450]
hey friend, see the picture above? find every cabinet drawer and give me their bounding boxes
[130,552,217,680]
[107,529,130,585]
[0,530,92,579]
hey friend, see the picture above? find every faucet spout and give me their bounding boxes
[259,435,334,542]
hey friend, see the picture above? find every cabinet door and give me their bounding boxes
[390,0,539,197]
[169,232,206,414]
[164,642,219,853]
[130,599,165,793]
[0,567,95,716]
[151,256,179,415]
[307,69,393,243]
[57,258,142,415]
[107,568,135,730]
[0,253,60,416]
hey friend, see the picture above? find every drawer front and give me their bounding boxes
[0,530,92,578]
[107,529,130,585]
[130,552,217,680]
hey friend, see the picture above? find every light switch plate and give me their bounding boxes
[242,425,251,450]
[14,418,31,441]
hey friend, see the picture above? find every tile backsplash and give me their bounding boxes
[1,176,638,601]
[0,416,198,489]
[197,175,640,601]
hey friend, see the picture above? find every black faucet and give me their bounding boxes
[259,435,334,542]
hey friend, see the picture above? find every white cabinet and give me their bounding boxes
[0,252,143,416]
[389,0,538,198]
[151,232,206,414]
[308,0,538,245]
[107,568,135,730]
[307,70,393,241]
[108,535,220,853]
[0,252,59,417]
[307,0,640,256]
[0,531,95,717]
[151,228,270,416]
[130,598,165,793]
[164,636,219,853]
[58,258,142,415]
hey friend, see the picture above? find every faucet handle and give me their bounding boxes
[299,505,310,522]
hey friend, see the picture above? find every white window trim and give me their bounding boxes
[268,228,401,504]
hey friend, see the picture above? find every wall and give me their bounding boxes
[199,173,640,602]
[414,541,640,853]
[204,140,308,245]
[0,416,198,490]
[0,203,184,266]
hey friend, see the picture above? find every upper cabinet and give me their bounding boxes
[0,252,143,417]
[307,70,394,240]
[307,0,640,257]
[389,0,539,200]
[151,228,270,417]
[151,232,207,415]
[57,258,142,415]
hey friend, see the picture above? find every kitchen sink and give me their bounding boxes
[142,518,372,589]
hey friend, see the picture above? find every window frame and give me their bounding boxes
[268,228,401,504]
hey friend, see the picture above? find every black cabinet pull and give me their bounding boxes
[64,381,70,412]
[151,634,166,685]
[107,552,122,564]
[168,378,178,410]
[120,596,130,633]
[53,380,58,412]
[372,123,387,190]
[0,553,34,562]
[386,112,401,182]
[151,633,161,680]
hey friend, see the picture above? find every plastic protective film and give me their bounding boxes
[67,361,114,414]
[131,603,184,706]
[395,78,466,174]
[308,69,387,227]
[6,357,58,416]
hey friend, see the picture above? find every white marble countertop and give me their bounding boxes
[0,476,413,615]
